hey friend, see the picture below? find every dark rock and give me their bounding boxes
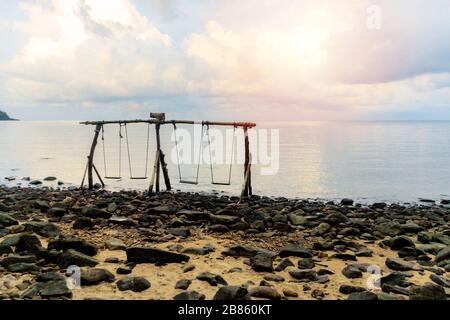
[342,265,363,279]
[385,258,421,271]
[380,272,411,287]
[375,221,402,237]
[435,246,450,263]
[80,268,115,286]
[208,224,229,233]
[117,277,151,292]
[0,255,36,267]
[173,291,205,300]
[51,249,99,268]
[0,244,13,255]
[29,180,43,186]
[126,247,190,264]
[182,245,215,256]
[250,252,274,272]
[339,285,367,294]
[283,289,298,297]
[409,282,446,300]
[429,274,450,288]
[311,289,325,299]
[0,213,18,227]
[389,236,415,250]
[331,253,357,261]
[213,286,250,300]
[39,280,72,298]
[6,262,40,273]
[116,266,133,275]
[196,272,227,286]
[48,236,98,256]
[37,272,65,282]
[209,214,240,225]
[348,291,378,300]
[22,221,60,237]
[275,258,295,271]
[175,279,192,290]
[372,202,387,209]
[105,238,127,251]
[263,274,285,282]
[222,245,275,258]
[298,258,315,269]
[173,220,198,233]
[16,234,43,254]
[324,212,349,225]
[44,176,57,181]
[288,269,318,281]
[178,210,209,221]
[279,244,312,258]
[249,286,281,300]
[340,198,354,206]
[73,217,94,229]
[182,263,195,273]
[83,207,111,219]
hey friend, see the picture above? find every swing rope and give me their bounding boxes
[124,123,150,180]
[206,125,236,186]
[173,122,204,185]
[101,123,123,179]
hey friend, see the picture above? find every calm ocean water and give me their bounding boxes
[1,120,449,203]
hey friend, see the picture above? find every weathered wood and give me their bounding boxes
[149,150,160,193]
[80,161,88,189]
[80,119,256,128]
[160,151,171,191]
[92,164,105,187]
[88,124,102,190]
[242,126,252,197]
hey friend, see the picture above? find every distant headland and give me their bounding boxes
[0,110,18,121]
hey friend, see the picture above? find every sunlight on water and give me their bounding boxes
[1,120,450,203]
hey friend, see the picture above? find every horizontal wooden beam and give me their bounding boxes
[80,119,256,128]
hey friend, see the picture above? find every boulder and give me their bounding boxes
[126,247,190,264]
[279,244,312,258]
[80,268,115,286]
[196,272,227,286]
[213,286,250,300]
[117,277,151,292]
[48,236,98,256]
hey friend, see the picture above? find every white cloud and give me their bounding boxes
[1,0,184,104]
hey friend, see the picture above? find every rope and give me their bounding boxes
[124,123,132,178]
[101,125,107,177]
[144,123,150,176]
[206,125,236,185]
[173,123,182,181]
[173,122,204,184]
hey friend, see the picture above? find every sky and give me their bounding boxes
[0,0,449,121]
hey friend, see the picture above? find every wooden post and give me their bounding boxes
[87,124,102,190]
[160,151,172,191]
[242,126,252,197]
[155,123,161,193]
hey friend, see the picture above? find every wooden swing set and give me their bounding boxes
[80,113,256,197]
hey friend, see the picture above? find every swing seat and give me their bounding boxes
[180,180,199,185]
[104,176,122,180]
[130,177,148,180]
[212,182,231,186]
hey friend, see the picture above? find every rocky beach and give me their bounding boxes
[0,185,449,300]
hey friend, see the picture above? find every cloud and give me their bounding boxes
[1,0,185,104]
[0,0,450,120]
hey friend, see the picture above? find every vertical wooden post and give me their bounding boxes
[87,123,102,190]
[242,126,252,197]
[160,151,172,191]
[155,123,161,193]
